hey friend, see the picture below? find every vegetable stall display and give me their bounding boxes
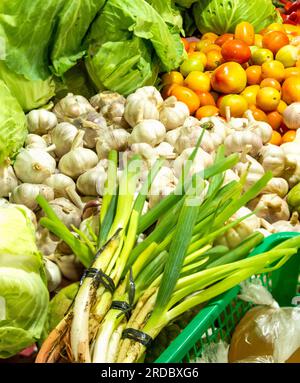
[0,0,300,363]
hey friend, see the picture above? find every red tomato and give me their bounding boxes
[221,39,251,64]
[215,33,235,47]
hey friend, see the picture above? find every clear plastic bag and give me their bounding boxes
[228,279,300,363]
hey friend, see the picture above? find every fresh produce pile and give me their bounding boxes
[0,0,300,364]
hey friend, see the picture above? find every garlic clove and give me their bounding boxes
[0,165,19,198]
[25,134,48,149]
[53,93,95,121]
[26,109,57,135]
[51,122,78,158]
[77,165,107,196]
[10,183,54,211]
[96,129,130,159]
[44,257,62,292]
[129,120,166,147]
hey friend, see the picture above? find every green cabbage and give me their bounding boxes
[193,0,282,34]
[0,80,27,165]
[0,205,49,358]
[85,0,185,95]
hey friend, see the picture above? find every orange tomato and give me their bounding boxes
[181,38,190,52]
[248,106,268,122]
[241,85,260,106]
[161,71,184,86]
[246,66,262,85]
[262,31,289,54]
[267,111,283,130]
[261,60,285,82]
[260,78,281,91]
[251,48,274,65]
[188,51,208,67]
[188,41,198,53]
[161,84,179,99]
[216,95,225,109]
[201,32,218,42]
[235,22,255,46]
[170,86,200,114]
[184,71,211,92]
[211,62,247,94]
[267,23,286,33]
[277,100,287,114]
[256,87,281,112]
[282,76,300,104]
[221,39,251,64]
[282,130,296,143]
[269,130,282,145]
[196,40,212,51]
[205,50,224,71]
[219,95,248,118]
[195,91,216,106]
[254,34,263,48]
[215,33,234,47]
[284,67,300,79]
[202,44,222,54]
[195,105,219,119]
[296,60,300,68]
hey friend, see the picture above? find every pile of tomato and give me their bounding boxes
[161,21,300,146]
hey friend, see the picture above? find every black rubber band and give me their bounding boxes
[111,301,131,320]
[80,267,115,294]
[122,328,153,347]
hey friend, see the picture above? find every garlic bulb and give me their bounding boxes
[40,198,82,229]
[234,155,265,191]
[280,142,300,187]
[255,228,272,237]
[48,253,83,281]
[129,120,166,147]
[72,112,108,149]
[0,165,18,197]
[223,169,240,186]
[148,167,178,208]
[26,109,57,135]
[51,122,78,158]
[245,110,273,144]
[90,91,126,110]
[53,93,95,121]
[25,134,47,149]
[272,212,300,233]
[36,227,59,256]
[173,147,213,179]
[224,131,263,156]
[227,117,249,130]
[165,127,182,146]
[44,257,62,292]
[58,131,98,179]
[154,142,176,159]
[14,148,56,184]
[96,129,130,159]
[124,86,163,127]
[215,207,261,249]
[201,117,230,148]
[77,164,107,196]
[258,144,285,177]
[79,215,99,242]
[248,194,290,223]
[45,174,76,198]
[261,177,289,198]
[101,101,129,129]
[10,183,54,210]
[159,96,190,131]
[283,102,300,130]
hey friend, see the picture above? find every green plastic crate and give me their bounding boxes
[155,232,300,363]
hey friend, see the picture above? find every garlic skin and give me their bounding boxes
[45,174,76,198]
[248,194,290,223]
[261,177,289,198]
[224,131,263,156]
[90,91,126,110]
[201,117,230,148]
[159,96,190,131]
[58,131,98,179]
[48,253,84,281]
[53,93,95,121]
[165,127,182,147]
[258,144,285,177]
[173,147,213,179]
[73,112,108,149]
[25,134,48,149]
[79,215,99,242]
[44,257,62,292]
[51,122,78,158]
[129,120,166,147]
[245,110,273,144]
[154,142,176,159]
[14,148,56,184]
[10,183,54,211]
[96,129,130,159]
[36,227,59,256]
[26,109,57,135]
[280,141,300,187]
[77,165,107,196]
[215,207,261,249]
[234,155,265,191]
[223,169,240,186]
[148,166,178,208]
[227,117,249,130]
[283,102,300,130]
[272,212,300,233]
[0,165,18,198]
[124,86,163,127]
[40,198,82,229]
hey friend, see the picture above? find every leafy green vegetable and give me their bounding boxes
[0,205,49,358]
[0,80,27,164]
[193,0,282,34]
[85,0,185,95]
[175,0,198,7]
[146,0,183,33]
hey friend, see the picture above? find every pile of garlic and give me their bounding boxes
[1,86,299,291]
